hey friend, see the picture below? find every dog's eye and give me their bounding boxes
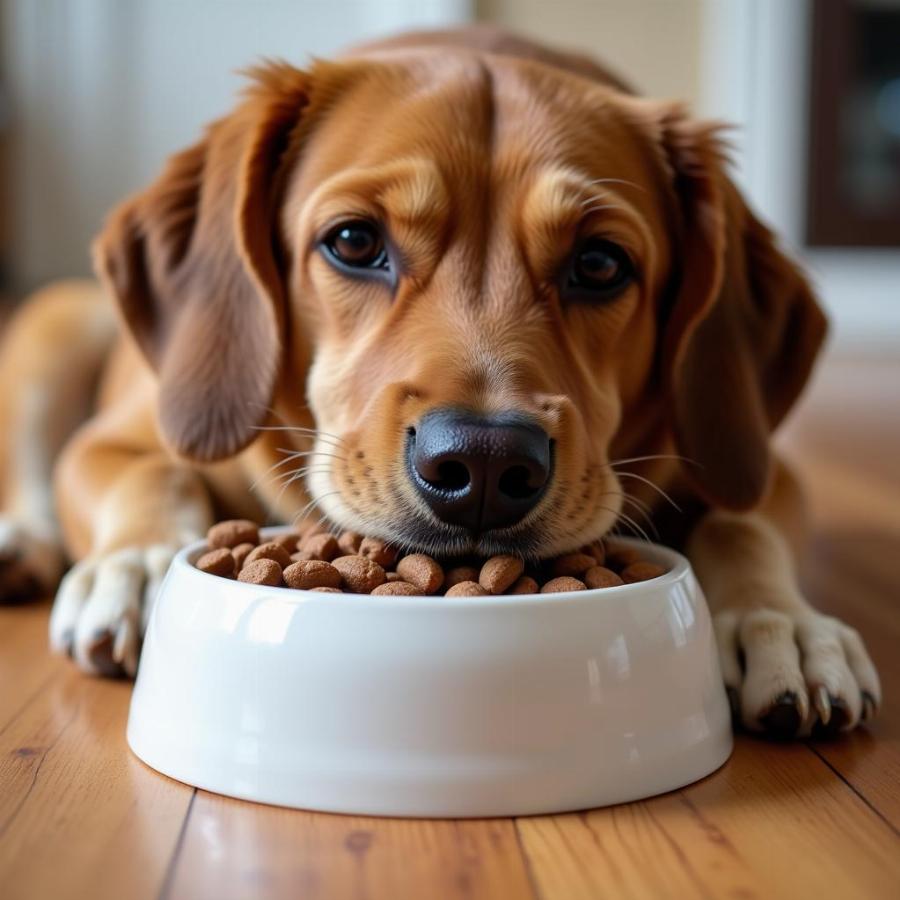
[322,221,389,270]
[566,238,634,297]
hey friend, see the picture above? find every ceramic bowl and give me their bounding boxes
[127,532,732,817]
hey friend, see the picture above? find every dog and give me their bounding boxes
[0,26,880,738]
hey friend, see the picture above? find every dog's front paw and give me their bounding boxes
[49,544,177,677]
[0,517,65,604]
[715,608,881,739]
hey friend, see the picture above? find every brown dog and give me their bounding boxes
[0,27,880,738]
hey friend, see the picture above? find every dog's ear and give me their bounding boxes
[628,102,828,510]
[94,62,311,461]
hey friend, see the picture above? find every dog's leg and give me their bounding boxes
[0,281,115,603]
[687,457,881,738]
[50,428,215,676]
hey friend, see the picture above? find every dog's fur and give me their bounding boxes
[0,27,880,736]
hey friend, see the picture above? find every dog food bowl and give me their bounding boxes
[127,532,732,817]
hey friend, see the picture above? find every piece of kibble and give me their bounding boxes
[301,533,340,562]
[271,531,303,554]
[478,555,524,594]
[332,555,387,593]
[606,545,643,570]
[237,559,282,586]
[337,530,363,555]
[371,581,421,596]
[584,566,624,589]
[507,575,540,595]
[444,565,480,590]
[358,537,399,569]
[196,548,236,578]
[207,519,259,549]
[244,541,292,570]
[385,571,404,583]
[541,576,587,593]
[396,554,444,593]
[232,542,255,570]
[283,559,342,590]
[621,562,667,583]
[445,580,488,597]
[551,553,596,578]
[581,540,606,565]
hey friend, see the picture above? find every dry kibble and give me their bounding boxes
[478,555,524,594]
[207,519,259,549]
[584,566,625,589]
[196,548,235,578]
[359,537,399,569]
[507,575,540,595]
[290,549,314,563]
[237,559,282,586]
[371,581,422,596]
[583,540,606,565]
[332,555,386,593]
[621,562,667,583]
[396,554,444,593]
[444,565,480,590]
[551,553,597,578]
[301,533,340,562]
[445,580,488,597]
[232,542,255,570]
[270,531,303,554]
[283,559,342,590]
[338,530,363,555]
[541,576,587,593]
[385,571,404,583]
[606,545,643,571]
[244,541,292,570]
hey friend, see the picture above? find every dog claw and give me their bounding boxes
[813,685,831,726]
[85,631,126,679]
[760,691,803,739]
[812,695,850,739]
[861,691,878,721]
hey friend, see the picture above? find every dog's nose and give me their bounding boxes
[408,409,552,532]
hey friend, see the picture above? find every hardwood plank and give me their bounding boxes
[166,791,537,900]
[0,664,193,900]
[516,738,900,900]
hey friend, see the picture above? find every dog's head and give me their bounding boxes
[95,50,826,557]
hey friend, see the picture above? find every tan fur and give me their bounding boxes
[0,27,879,730]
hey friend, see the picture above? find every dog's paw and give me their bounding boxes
[0,517,65,604]
[715,608,882,739]
[48,544,177,677]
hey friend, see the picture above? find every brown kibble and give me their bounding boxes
[507,575,540,595]
[207,519,259,549]
[445,580,488,597]
[371,581,422,596]
[385,571,404,583]
[283,560,342,590]
[290,548,315,563]
[301,533,340,562]
[551,553,596,578]
[332,555,386,593]
[271,531,303,554]
[621,562,667,583]
[581,540,606,565]
[358,537,399,568]
[232,542,255,570]
[478,555,524,594]
[337,530,363,555]
[541,576,587,593]
[196,548,235,578]
[444,565,480,590]
[584,566,625,589]
[396,554,444,593]
[237,559,282,586]
[606,545,643,570]
[244,541,292,570]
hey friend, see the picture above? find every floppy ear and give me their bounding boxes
[632,103,828,510]
[94,62,311,461]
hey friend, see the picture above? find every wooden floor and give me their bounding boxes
[1,354,898,900]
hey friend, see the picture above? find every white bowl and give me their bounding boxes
[127,533,732,817]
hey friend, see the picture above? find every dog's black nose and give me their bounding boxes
[408,409,552,532]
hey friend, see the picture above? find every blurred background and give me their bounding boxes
[0,0,898,354]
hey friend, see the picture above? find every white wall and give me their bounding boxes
[1,0,470,290]
[699,0,900,353]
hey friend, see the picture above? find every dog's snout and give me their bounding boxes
[408,409,552,532]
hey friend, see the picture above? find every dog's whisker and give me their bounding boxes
[614,470,683,512]
[606,453,699,469]
[292,490,342,529]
